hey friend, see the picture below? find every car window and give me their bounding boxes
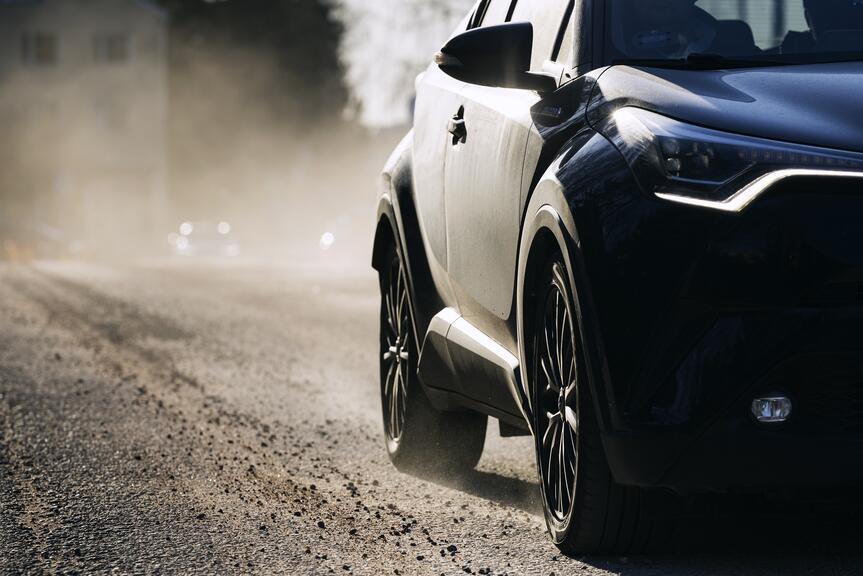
[481,0,518,26]
[510,0,575,69]
[556,5,575,65]
[469,0,491,29]
[606,0,863,63]
[572,0,592,68]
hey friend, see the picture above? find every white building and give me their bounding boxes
[0,0,168,255]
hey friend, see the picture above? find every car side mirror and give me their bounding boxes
[435,22,558,93]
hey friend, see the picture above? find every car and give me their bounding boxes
[0,217,78,261]
[371,0,863,555]
[168,221,240,259]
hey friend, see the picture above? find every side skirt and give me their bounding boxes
[417,308,532,432]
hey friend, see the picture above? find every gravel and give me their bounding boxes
[1,261,862,575]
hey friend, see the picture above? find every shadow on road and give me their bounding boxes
[592,496,863,574]
[418,464,863,573]
[587,499,863,574]
[424,468,542,517]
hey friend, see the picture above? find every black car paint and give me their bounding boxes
[591,62,863,154]
[374,0,863,492]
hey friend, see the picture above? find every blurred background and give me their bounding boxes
[0,0,473,267]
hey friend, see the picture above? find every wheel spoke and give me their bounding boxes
[398,282,407,330]
[397,368,407,435]
[556,427,565,514]
[388,279,399,335]
[391,363,402,436]
[564,405,578,432]
[545,424,559,493]
[565,424,577,477]
[554,292,564,387]
[543,322,560,391]
[559,424,569,510]
[542,416,558,449]
[385,290,397,335]
[566,363,576,397]
[540,356,558,392]
[383,359,396,397]
[557,425,569,516]
[398,368,408,405]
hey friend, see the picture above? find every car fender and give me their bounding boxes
[373,130,443,357]
[516,148,616,435]
[373,131,422,344]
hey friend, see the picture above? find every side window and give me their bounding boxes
[469,0,491,29]
[481,0,518,27]
[572,0,591,70]
[510,0,574,69]
[555,7,575,66]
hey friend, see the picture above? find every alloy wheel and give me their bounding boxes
[381,255,412,445]
[534,264,580,523]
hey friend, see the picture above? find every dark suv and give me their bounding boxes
[372,0,863,554]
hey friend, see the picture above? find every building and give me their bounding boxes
[0,0,168,256]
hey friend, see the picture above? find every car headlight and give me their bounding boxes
[600,107,863,212]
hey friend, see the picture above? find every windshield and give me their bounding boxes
[607,0,863,65]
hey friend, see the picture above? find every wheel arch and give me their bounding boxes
[517,173,615,436]
[372,131,412,274]
[372,130,440,352]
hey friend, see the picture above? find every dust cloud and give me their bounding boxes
[166,32,402,267]
[0,0,407,269]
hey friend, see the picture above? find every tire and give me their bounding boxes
[530,255,674,555]
[379,245,487,476]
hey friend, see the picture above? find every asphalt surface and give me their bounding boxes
[2,260,863,575]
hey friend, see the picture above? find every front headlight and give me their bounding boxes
[600,107,863,212]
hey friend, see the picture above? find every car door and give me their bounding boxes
[412,12,474,292]
[444,0,575,339]
[443,0,577,409]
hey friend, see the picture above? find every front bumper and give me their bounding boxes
[605,318,863,491]
[581,174,863,491]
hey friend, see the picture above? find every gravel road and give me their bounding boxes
[2,261,862,575]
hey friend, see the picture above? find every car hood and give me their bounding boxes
[592,61,863,153]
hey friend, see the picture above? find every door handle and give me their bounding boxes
[448,115,467,145]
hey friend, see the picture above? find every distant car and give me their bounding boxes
[373,0,863,556]
[168,221,240,258]
[0,217,76,261]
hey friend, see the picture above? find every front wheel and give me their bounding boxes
[530,256,674,555]
[379,245,487,476]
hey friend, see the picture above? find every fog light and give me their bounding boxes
[751,396,792,423]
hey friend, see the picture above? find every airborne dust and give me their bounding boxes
[0,0,471,266]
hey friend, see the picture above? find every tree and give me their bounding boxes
[151,0,352,225]
[156,0,347,126]
[331,0,474,127]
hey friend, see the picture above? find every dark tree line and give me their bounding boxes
[150,0,354,222]
[155,0,347,125]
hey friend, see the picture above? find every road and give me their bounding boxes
[1,261,862,575]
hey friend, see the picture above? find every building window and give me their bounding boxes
[93,34,129,64]
[21,33,57,65]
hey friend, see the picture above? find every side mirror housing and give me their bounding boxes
[435,22,558,93]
